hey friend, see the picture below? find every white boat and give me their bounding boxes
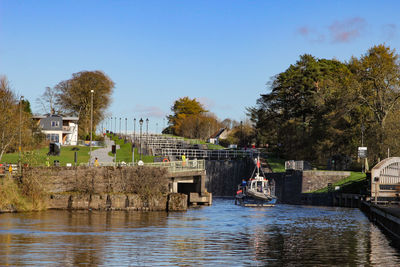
[235,155,277,207]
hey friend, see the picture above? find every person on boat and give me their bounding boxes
[241,179,247,192]
[257,184,263,192]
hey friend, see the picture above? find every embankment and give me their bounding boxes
[0,166,187,213]
[266,170,352,204]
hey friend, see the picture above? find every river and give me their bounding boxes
[0,198,399,266]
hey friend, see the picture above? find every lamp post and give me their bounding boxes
[240,121,243,148]
[125,118,127,138]
[361,123,365,173]
[146,118,149,138]
[156,123,158,134]
[133,118,136,141]
[146,118,149,153]
[90,90,94,166]
[139,118,143,160]
[19,95,24,171]
[113,117,115,133]
[119,117,121,136]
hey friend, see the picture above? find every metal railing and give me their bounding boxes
[285,160,311,171]
[0,164,19,176]
[77,140,105,147]
[79,159,205,173]
[156,148,255,159]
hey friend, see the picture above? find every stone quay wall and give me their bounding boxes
[20,166,187,211]
[266,170,351,204]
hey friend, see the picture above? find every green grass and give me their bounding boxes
[1,145,99,166]
[161,134,224,149]
[207,143,225,150]
[108,135,154,163]
[311,172,367,193]
[266,156,286,172]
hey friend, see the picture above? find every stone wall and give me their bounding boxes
[302,170,351,193]
[265,170,352,204]
[19,166,187,211]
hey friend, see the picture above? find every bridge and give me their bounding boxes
[371,157,400,204]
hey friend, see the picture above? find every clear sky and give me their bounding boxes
[1,0,399,132]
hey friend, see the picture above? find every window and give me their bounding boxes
[51,121,60,127]
[46,134,59,143]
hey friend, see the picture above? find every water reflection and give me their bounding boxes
[0,199,399,266]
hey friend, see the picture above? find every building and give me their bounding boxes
[208,128,227,145]
[32,114,79,146]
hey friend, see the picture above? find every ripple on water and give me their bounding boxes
[0,199,399,266]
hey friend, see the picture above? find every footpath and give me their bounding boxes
[90,137,119,164]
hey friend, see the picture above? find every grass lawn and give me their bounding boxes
[1,145,99,166]
[108,135,154,163]
[266,156,286,172]
[162,134,225,150]
[311,172,367,193]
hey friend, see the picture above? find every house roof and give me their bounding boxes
[32,115,79,120]
[209,128,225,139]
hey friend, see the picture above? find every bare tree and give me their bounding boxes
[36,86,58,114]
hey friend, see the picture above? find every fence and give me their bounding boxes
[77,140,105,147]
[285,160,311,171]
[79,159,205,173]
[0,164,19,176]
[157,148,255,160]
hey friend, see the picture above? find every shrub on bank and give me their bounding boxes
[0,171,49,212]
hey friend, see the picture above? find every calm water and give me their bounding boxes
[0,198,399,266]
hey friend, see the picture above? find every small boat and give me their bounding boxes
[235,155,277,207]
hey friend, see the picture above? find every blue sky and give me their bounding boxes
[1,0,399,133]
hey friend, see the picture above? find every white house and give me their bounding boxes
[208,128,227,145]
[33,114,79,145]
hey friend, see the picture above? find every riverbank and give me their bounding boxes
[0,166,188,212]
[361,201,400,245]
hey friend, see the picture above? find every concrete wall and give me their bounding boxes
[205,159,253,197]
[264,170,351,204]
[302,170,351,193]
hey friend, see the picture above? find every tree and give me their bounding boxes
[55,71,114,138]
[36,86,59,114]
[177,113,223,139]
[351,44,400,159]
[167,97,207,136]
[0,76,33,161]
[249,55,360,164]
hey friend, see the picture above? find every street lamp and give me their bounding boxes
[119,117,121,136]
[146,118,149,137]
[114,117,116,135]
[139,118,143,160]
[240,121,243,148]
[133,118,136,141]
[125,118,127,138]
[146,118,149,153]
[90,90,94,166]
[19,95,24,171]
